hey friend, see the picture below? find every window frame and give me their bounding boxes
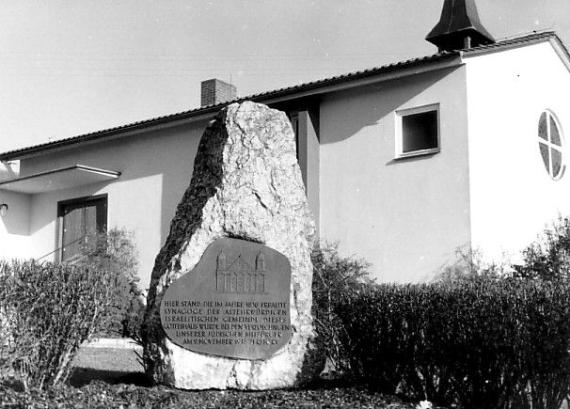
[395,103,441,159]
[538,109,565,181]
[56,193,108,262]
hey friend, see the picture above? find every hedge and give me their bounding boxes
[311,243,373,374]
[336,278,570,409]
[0,260,129,391]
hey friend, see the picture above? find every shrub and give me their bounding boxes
[514,215,570,281]
[509,216,570,408]
[70,228,144,340]
[0,260,128,390]
[336,277,570,409]
[437,247,506,283]
[311,242,373,374]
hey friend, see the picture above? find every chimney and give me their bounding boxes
[200,79,237,107]
[426,0,494,52]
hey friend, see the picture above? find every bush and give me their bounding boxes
[0,260,128,390]
[311,243,373,374]
[514,215,570,281]
[69,228,144,340]
[437,247,506,283]
[336,278,570,409]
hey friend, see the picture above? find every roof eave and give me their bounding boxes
[461,31,557,57]
[548,35,570,74]
[0,108,221,162]
[0,52,462,162]
[253,53,462,105]
[460,32,570,74]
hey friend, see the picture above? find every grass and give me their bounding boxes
[69,346,146,387]
[1,343,420,408]
[0,382,419,409]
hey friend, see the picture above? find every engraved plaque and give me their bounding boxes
[160,238,293,360]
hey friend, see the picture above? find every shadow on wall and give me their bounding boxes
[0,190,30,236]
[319,67,461,146]
[1,214,28,236]
[158,124,203,245]
[26,182,115,236]
[13,120,203,245]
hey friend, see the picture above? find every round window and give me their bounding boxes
[538,111,564,180]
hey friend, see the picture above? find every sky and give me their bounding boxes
[0,0,569,153]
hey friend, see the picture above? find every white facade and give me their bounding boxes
[465,41,570,263]
[319,66,471,282]
[0,122,205,287]
[1,33,569,286]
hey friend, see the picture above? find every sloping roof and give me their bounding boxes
[0,31,562,161]
[462,30,568,58]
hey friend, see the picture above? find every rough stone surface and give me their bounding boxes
[143,101,322,390]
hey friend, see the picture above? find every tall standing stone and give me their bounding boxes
[142,101,322,389]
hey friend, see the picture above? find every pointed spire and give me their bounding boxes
[217,250,226,270]
[426,0,494,51]
[256,252,266,271]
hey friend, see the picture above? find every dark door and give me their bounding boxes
[59,196,107,261]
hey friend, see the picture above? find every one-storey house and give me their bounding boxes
[2,0,570,285]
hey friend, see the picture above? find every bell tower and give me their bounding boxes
[426,0,494,52]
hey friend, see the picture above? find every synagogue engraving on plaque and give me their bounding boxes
[160,238,293,360]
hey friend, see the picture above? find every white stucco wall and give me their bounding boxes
[12,51,558,285]
[465,41,570,264]
[319,67,471,283]
[0,189,31,259]
[5,120,205,289]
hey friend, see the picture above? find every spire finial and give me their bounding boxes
[217,250,226,270]
[426,0,494,52]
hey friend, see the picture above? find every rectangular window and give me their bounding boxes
[57,194,107,261]
[396,104,440,158]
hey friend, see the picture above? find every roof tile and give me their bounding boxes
[0,31,559,161]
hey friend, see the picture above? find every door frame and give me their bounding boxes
[56,193,108,262]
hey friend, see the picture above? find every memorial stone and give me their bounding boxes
[143,101,322,390]
[159,238,293,360]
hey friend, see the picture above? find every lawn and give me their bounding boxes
[0,382,419,409]
[69,345,146,387]
[0,343,419,409]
